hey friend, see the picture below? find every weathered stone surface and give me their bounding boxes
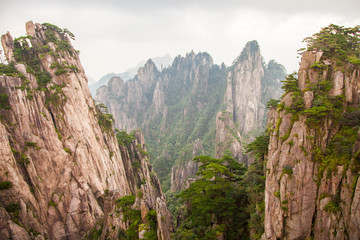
[303,91,314,109]
[171,159,199,192]
[215,41,283,164]
[156,197,174,240]
[0,22,172,239]
[298,51,317,90]
[330,71,344,96]
[25,21,36,37]
[263,50,360,239]
[1,31,14,62]
[214,111,244,162]
[226,41,265,134]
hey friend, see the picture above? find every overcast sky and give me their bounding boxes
[1,0,359,80]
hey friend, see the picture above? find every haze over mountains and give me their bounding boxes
[95,40,286,192]
[89,54,173,96]
[1,20,360,240]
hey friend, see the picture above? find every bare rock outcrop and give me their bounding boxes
[0,21,172,239]
[263,50,360,239]
[215,41,284,164]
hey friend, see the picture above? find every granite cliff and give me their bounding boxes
[215,41,284,164]
[0,21,172,239]
[263,25,360,239]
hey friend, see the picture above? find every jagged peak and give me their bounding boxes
[244,40,260,52]
[145,58,156,68]
[109,75,124,85]
[233,40,261,65]
[172,51,213,68]
[137,58,158,75]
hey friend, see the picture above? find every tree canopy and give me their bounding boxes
[173,155,249,239]
[301,24,360,65]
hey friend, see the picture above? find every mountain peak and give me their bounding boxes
[233,40,261,64]
[145,58,156,67]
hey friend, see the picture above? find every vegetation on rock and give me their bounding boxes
[96,103,115,133]
[173,144,267,240]
[115,195,158,240]
[301,24,360,65]
[0,181,13,190]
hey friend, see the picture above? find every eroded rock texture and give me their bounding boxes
[215,41,284,164]
[263,51,360,239]
[0,22,172,240]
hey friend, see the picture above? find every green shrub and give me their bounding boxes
[64,147,71,154]
[5,202,20,221]
[5,203,20,213]
[115,195,142,239]
[302,24,360,64]
[266,99,280,109]
[57,40,72,52]
[324,199,341,215]
[274,191,281,198]
[341,110,360,127]
[0,181,12,190]
[349,56,360,65]
[96,103,114,133]
[115,195,136,209]
[35,71,51,88]
[131,161,141,170]
[281,73,299,94]
[310,61,328,70]
[42,23,76,54]
[0,62,25,80]
[283,165,293,176]
[143,210,158,239]
[20,153,30,164]
[246,132,270,160]
[48,199,57,207]
[0,92,10,109]
[116,130,135,148]
[26,142,37,147]
[87,224,103,240]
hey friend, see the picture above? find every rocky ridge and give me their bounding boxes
[96,43,285,192]
[215,41,284,164]
[263,50,360,239]
[0,22,172,239]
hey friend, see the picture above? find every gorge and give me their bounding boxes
[0,21,360,240]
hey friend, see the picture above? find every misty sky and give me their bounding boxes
[1,0,359,80]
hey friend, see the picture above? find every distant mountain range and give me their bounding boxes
[95,41,286,193]
[88,54,173,96]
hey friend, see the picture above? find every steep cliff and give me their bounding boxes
[215,41,284,164]
[0,21,172,239]
[96,43,285,192]
[263,25,360,239]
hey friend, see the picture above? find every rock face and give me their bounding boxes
[215,41,284,163]
[263,51,360,239]
[96,42,285,192]
[0,22,172,239]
